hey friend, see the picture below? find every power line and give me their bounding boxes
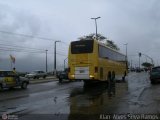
[0,30,56,41]
[0,48,45,54]
[0,47,67,56]
[56,53,67,56]
[61,41,69,46]
[0,44,67,54]
[0,45,45,52]
[47,52,67,56]
[0,43,45,51]
[0,39,68,53]
[0,30,70,47]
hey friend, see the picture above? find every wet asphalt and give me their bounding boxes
[0,72,160,120]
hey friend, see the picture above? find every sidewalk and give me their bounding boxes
[29,76,58,84]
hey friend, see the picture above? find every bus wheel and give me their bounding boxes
[111,71,115,80]
[107,71,111,85]
[107,71,111,82]
[122,71,126,82]
[122,76,125,81]
[0,84,3,91]
[107,72,112,96]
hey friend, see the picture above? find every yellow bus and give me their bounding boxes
[68,39,127,83]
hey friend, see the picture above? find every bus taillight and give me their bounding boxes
[95,67,98,73]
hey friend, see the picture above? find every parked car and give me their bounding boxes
[25,70,47,79]
[150,66,160,84]
[0,70,29,90]
[136,68,141,73]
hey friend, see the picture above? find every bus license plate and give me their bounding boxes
[80,70,84,73]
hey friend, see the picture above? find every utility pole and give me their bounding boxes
[54,41,61,76]
[124,43,128,70]
[131,60,132,68]
[139,52,141,69]
[45,50,48,72]
[91,17,101,39]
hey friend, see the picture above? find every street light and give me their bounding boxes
[91,17,101,39]
[54,40,61,76]
[141,53,154,66]
[124,43,128,70]
[64,57,68,70]
[46,50,48,72]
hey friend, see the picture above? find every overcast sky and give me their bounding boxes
[0,0,160,72]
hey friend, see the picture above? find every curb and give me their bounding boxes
[29,78,58,84]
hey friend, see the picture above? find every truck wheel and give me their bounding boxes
[21,82,28,89]
[59,78,62,83]
[151,80,155,84]
[43,76,46,79]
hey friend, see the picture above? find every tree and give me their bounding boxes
[105,40,120,51]
[78,33,106,41]
[142,62,153,68]
[78,33,120,51]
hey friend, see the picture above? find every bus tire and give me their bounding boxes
[107,71,112,85]
[0,84,3,91]
[122,71,126,82]
[107,71,112,96]
[122,76,125,81]
[124,71,127,76]
[107,71,111,81]
[112,71,115,80]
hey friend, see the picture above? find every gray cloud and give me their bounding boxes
[0,0,160,71]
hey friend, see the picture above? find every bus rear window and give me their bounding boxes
[71,40,93,54]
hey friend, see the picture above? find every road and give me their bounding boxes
[0,72,160,120]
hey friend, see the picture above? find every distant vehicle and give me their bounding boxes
[58,68,69,83]
[130,68,135,72]
[68,39,127,84]
[17,72,28,77]
[25,70,47,79]
[150,66,160,84]
[0,70,29,90]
